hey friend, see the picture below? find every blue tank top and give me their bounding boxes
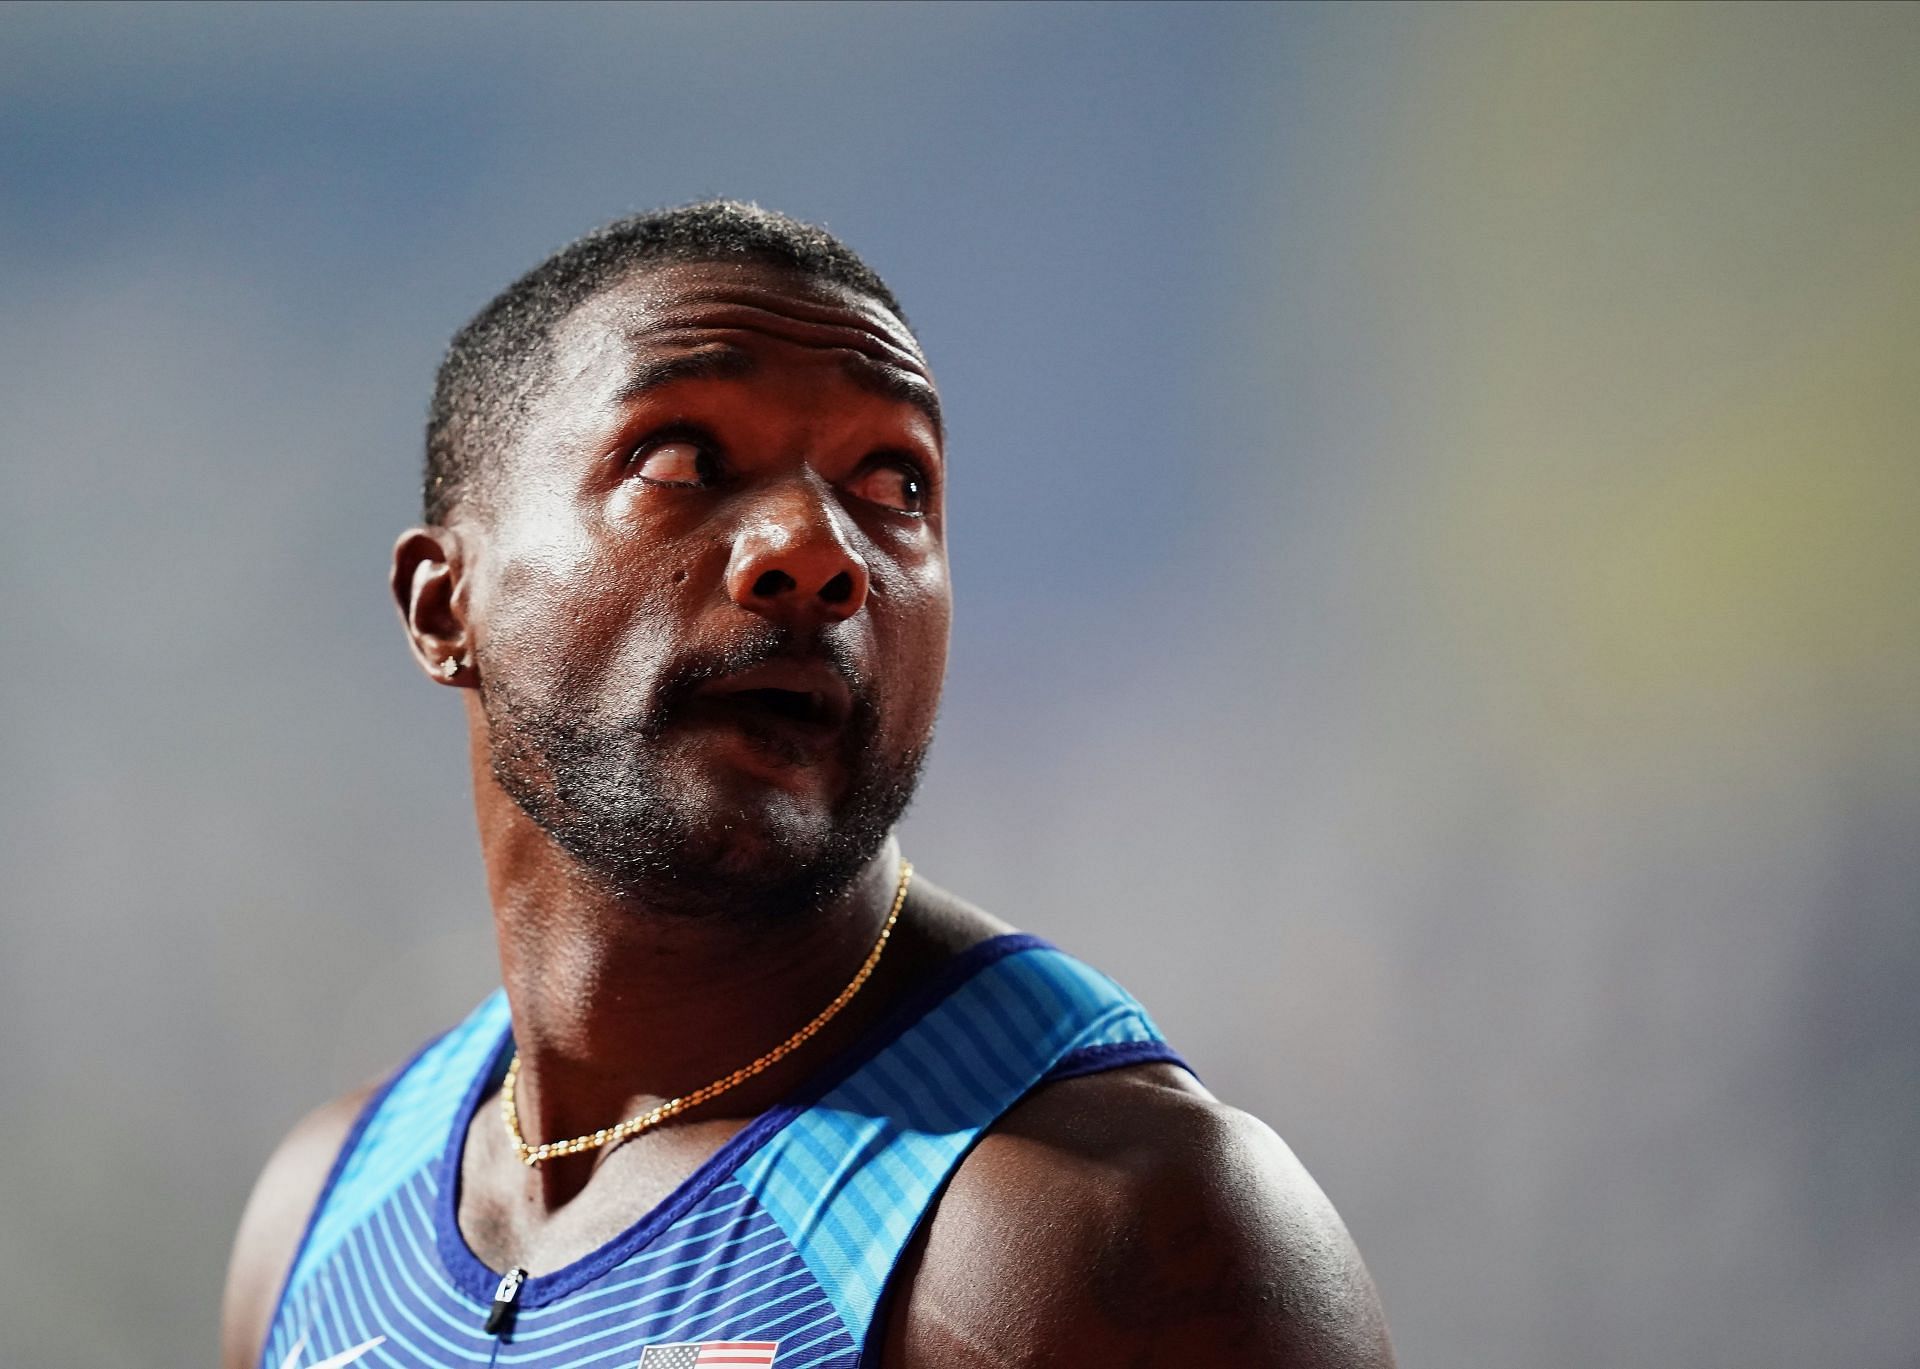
[262,934,1188,1369]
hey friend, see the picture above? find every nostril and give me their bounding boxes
[752,569,797,598]
[819,571,854,605]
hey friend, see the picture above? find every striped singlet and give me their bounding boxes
[262,934,1189,1369]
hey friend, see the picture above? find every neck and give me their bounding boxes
[470,761,906,1178]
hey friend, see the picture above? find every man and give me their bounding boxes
[221,201,1395,1369]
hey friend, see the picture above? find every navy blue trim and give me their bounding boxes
[1041,1040,1196,1084]
[257,1030,448,1369]
[432,932,1060,1308]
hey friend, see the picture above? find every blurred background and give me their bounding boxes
[3,3,1916,1365]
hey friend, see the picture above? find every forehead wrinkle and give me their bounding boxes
[642,301,929,381]
[657,279,922,349]
[611,327,942,437]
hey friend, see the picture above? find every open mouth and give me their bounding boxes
[716,687,836,727]
[685,659,856,746]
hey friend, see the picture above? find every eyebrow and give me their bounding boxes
[613,346,943,435]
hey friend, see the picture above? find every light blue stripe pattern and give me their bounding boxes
[733,945,1165,1339]
[289,990,511,1293]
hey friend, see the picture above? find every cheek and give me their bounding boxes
[873,550,951,734]
[479,561,610,704]
[476,521,683,702]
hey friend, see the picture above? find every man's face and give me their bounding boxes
[459,260,949,914]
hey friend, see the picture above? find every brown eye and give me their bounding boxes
[633,440,709,486]
[845,461,927,513]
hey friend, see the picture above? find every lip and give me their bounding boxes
[687,657,855,736]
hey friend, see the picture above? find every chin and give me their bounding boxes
[486,690,923,918]
[564,795,877,921]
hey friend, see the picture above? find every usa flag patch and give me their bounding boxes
[636,1342,778,1367]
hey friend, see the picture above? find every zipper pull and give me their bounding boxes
[484,1267,527,1336]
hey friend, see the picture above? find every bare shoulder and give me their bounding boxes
[219,1082,379,1369]
[881,1064,1395,1369]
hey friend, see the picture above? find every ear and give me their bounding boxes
[391,525,474,688]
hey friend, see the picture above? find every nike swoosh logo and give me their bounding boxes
[276,1332,387,1369]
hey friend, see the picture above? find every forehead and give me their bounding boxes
[549,259,936,415]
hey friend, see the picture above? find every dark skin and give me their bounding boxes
[221,260,1395,1368]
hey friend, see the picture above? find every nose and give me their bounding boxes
[724,479,871,628]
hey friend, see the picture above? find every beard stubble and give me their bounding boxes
[476,629,928,921]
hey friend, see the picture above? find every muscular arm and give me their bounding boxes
[219,1084,376,1369]
[883,1065,1394,1369]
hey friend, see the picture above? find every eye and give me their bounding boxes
[631,438,716,487]
[844,458,928,514]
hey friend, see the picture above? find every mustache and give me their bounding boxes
[641,626,870,737]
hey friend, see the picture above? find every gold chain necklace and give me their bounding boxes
[500,859,913,1167]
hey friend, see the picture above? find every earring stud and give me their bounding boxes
[439,656,462,679]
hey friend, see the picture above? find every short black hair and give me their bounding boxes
[423,199,908,524]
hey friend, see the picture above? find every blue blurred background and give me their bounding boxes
[3,3,1917,1365]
